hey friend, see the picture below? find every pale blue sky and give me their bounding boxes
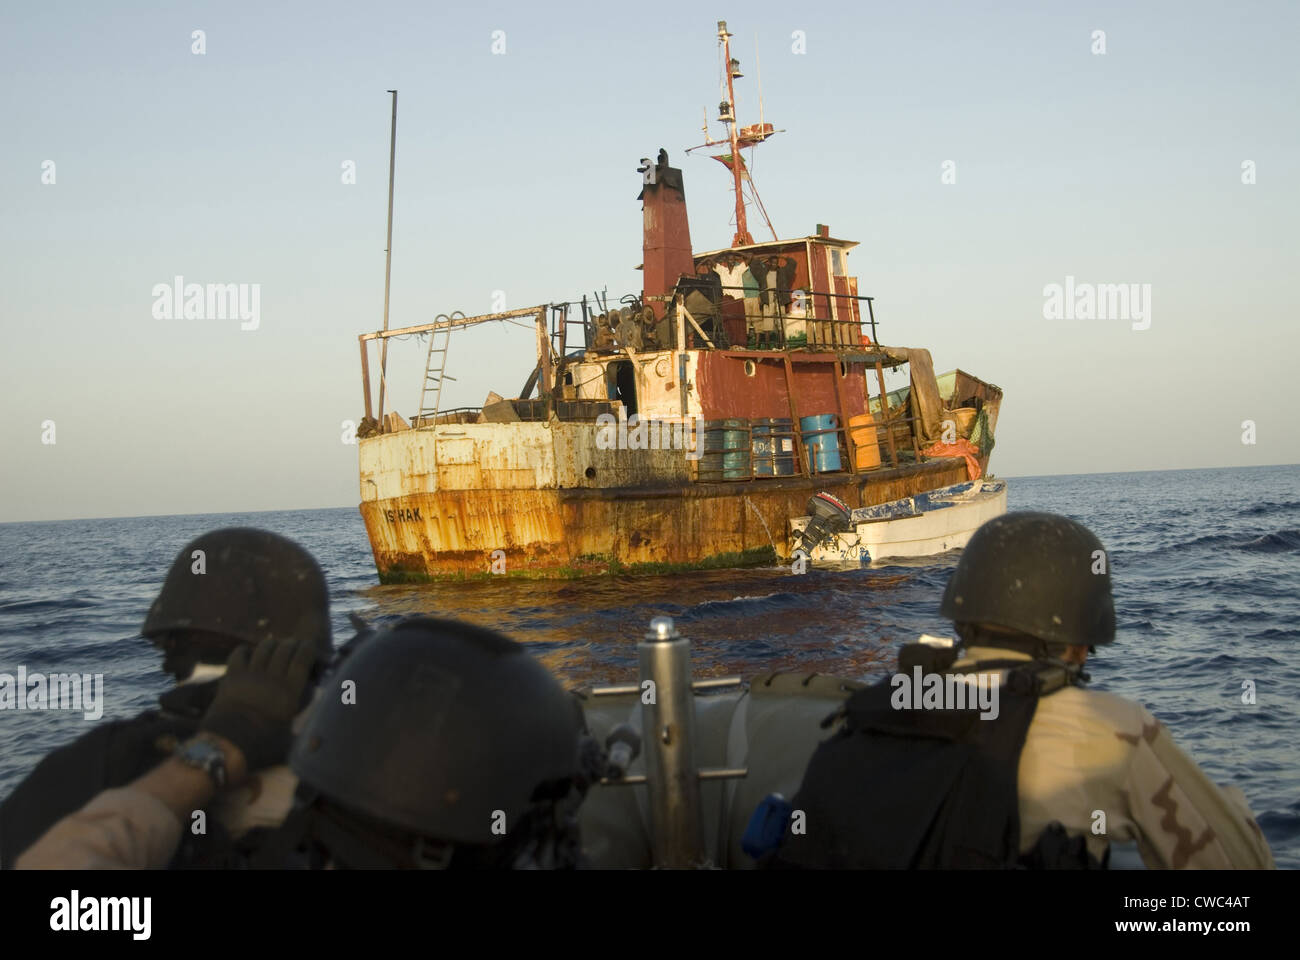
[2,0,1297,522]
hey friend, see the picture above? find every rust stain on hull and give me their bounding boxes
[360,459,968,581]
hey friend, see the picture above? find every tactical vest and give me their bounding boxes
[770,649,1105,869]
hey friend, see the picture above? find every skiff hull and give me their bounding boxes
[789,478,1008,567]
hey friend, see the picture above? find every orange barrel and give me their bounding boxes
[849,413,882,470]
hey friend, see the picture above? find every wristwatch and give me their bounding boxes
[174,736,229,789]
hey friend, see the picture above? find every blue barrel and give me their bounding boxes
[800,413,842,473]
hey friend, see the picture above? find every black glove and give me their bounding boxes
[200,636,319,772]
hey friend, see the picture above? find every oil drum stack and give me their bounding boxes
[695,413,868,481]
[696,419,752,482]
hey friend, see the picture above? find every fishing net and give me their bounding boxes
[971,407,996,460]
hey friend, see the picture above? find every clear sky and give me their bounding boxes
[2,0,1297,523]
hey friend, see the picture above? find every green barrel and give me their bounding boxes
[697,419,752,482]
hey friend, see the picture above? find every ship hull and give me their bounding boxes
[359,458,971,581]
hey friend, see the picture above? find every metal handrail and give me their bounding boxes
[711,283,879,344]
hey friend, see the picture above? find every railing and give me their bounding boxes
[408,399,619,428]
[703,284,879,351]
[512,398,616,422]
[410,406,482,428]
[573,286,880,355]
[358,305,551,428]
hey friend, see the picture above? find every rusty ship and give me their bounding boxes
[353,21,1004,582]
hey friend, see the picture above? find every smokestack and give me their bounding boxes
[639,149,694,318]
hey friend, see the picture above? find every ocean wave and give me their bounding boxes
[689,592,800,614]
[1167,531,1237,551]
[1240,530,1300,552]
[0,597,99,615]
[0,636,148,664]
[1248,627,1300,641]
[1152,528,1300,554]
[1238,500,1300,517]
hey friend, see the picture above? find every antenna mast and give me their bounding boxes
[720,23,749,246]
[686,22,781,248]
[377,89,398,423]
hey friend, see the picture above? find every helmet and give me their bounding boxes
[940,512,1116,649]
[290,617,587,865]
[141,528,332,662]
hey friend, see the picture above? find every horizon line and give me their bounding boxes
[2,461,1296,526]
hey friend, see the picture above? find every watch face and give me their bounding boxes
[179,738,226,787]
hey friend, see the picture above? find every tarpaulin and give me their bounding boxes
[878,346,944,447]
[921,438,983,481]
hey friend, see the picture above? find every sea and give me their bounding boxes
[1,463,1297,867]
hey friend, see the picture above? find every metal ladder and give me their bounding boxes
[549,301,591,361]
[416,327,454,426]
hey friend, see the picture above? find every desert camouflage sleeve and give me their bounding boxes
[1121,709,1274,869]
[14,786,181,870]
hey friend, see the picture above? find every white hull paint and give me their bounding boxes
[791,478,1008,566]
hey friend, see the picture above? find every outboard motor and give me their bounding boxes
[794,491,853,556]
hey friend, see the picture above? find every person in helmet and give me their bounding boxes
[16,633,321,869]
[284,617,595,869]
[0,528,334,868]
[938,512,1272,868]
[775,511,1274,869]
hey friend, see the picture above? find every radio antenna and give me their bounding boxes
[377,89,398,423]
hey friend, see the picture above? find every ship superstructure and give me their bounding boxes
[353,22,1002,581]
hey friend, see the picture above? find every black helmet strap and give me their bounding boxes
[955,624,1079,661]
[297,788,584,870]
[300,797,456,869]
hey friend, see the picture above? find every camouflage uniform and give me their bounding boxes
[960,645,1274,869]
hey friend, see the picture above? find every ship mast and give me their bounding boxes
[720,24,750,246]
[377,89,397,423]
[687,21,781,248]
